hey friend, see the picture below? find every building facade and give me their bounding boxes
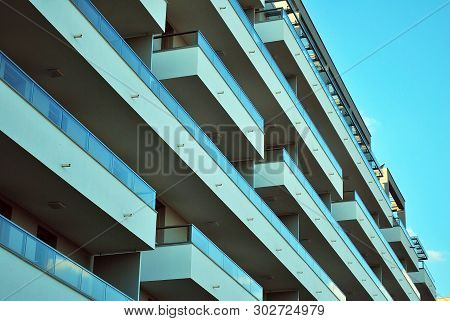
[0,0,436,301]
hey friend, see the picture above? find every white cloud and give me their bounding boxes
[428,250,445,262]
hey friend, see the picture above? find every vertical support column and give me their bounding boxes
[371,264,383,283]
[280,214,300,240]
[93,252,142,300]
[285,144,300,166]
[245,8,256,24]
[372,212,381,227]
[287,76,298,96]
[400,258,408,271]
[234,159,256,187]
[126,35,153,68]
[319,193,332,211]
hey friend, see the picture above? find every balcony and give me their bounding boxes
[152,31,265,158]
[165,0,343,199]
[253,149,391,300]
[91,0,167,35]
[381,215,420,273]
[0,214,130,301]
[254,4,392,226]
[238,0,264,9]
[409,263,436,301]
[0,50,156,253]
[25,0,344,299]
[141,225,262,301]
[332,192,420,300]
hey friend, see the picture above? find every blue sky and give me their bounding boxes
[302,0,450,296]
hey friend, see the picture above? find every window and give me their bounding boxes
[36,226,57,249]
[0,199,12,220]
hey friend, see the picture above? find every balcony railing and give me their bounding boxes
[156,225,263,300]
[71,0,344,300]
[0,214,131,300]
[410,235,428,261]
[351,193,420,298]
[262,149,391,300]
[262,1,389,205]
[420,261,435,285]
[392,213,416,249]
[154,31,264,131]
[0,51,156,210]
[227,0,342,177]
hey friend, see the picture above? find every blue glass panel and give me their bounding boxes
[111,157,133,189]
[54,254,83,289]
[81,270,106,300]
[88,136,112,170]
[31,86,63,127]
[133,177,155,208]
[99,19,123,54]
[121,45,141,75]
[5,224,24,255]
[24,236,56,274]
[191,227,209,255]
[71,0,101,28]
[222,256,238,280]
[0,215,130,301]
[3,61,31,100]
[208,244,224,268]
[61,112,89,150]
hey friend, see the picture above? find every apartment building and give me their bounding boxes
[0,0,436,301]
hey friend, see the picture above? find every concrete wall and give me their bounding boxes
[127,35,153,67]
[0,246,88,301]
[0,80,156,250]
[152,47,264,156]
[140,0,167,32]
[280,214,299,239]
[255,19,391,222]
[141,244,258,301]
[30,0,340,300]
[0,194,90,269]
[255,161,389,300]
[93,252,142,300]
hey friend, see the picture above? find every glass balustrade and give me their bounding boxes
[156,225,263,300]
[0,51,156,210]
[259,149,391,299]
[226,0,342,177]
[153,31,264,131]
[351,193,420,298]
[71,0,344,299]
[0,214,131,301]
[259,2,389,205]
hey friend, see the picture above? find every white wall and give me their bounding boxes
[140,0,167,32]
[0,80,156,250]
[0,247,89,301]
[0,194,90,268]
[30,0,341,300]
[141,244,258,301]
